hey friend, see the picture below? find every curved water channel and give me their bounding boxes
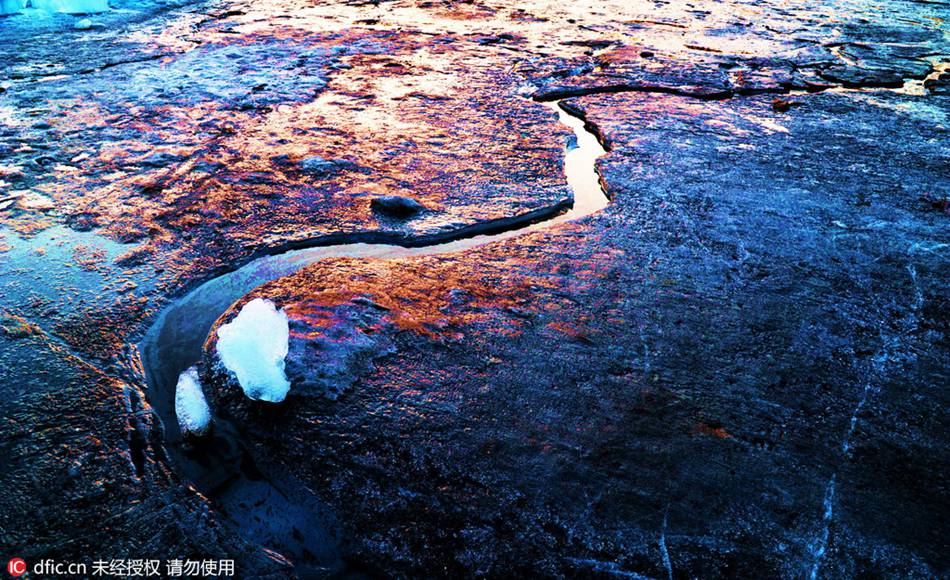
[138,100,610,575]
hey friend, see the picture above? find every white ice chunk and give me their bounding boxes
[0,0,25,15]
[28,0,108,14]
[175,366,211,437]
[216,298,291,403]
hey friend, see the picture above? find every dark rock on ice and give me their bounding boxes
[370,195,427,218]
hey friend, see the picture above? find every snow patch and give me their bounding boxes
[216,298,291,403]
[175,366,211,437]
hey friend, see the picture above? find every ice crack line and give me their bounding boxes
[533,60,947,103]
[808,326,902,578]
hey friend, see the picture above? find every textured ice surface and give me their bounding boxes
[174,366,211,437]
[216,298,291,403]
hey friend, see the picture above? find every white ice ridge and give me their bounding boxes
[216,298,292,403]
[175,366,212,437]
[2,0,109,14]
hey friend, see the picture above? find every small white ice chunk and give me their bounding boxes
[175,366,211,437]
[216,298,291,403]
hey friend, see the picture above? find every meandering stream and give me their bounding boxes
[137,100,609,574]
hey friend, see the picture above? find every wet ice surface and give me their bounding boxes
[1,0,949,577]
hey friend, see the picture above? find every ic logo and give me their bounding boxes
[7,558,26,577]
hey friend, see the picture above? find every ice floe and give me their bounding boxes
[216,298,291,403]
